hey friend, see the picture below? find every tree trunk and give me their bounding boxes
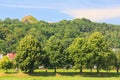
[80,66,82,73]
[28,61,34,73]
[28,65,34,73]
[90,68,92,72]
[115,58,119,73]
[54,66,57,73]
[116,67,119,73]
[97,66,99,73]
[66,66,69,71]
[28,69,34,73]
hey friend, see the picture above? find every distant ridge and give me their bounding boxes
[21,15,38,23]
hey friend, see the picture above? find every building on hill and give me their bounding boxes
[7,52,16,60]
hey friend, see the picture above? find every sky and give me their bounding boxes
[0,0,120,24]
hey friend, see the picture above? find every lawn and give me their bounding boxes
[0,76,119,80]
[0,69,120,80]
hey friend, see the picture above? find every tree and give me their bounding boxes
[44,36,65,73]
[15,35,41,73]
[0,56,13,72]
[87,32,113,73]
[67,37,86,73]
[113,49,120,73]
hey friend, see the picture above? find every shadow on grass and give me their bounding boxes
[80,72,120,77]
[26,72,120,77]
[4,72,18,74]
[26,72,56,76]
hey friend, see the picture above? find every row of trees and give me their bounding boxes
[15,32,120,73]
[1,32,119,73]
[68,32,113,73]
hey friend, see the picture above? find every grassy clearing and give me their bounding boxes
[0,69,120,80]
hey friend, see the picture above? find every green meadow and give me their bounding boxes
[0,69,120,80]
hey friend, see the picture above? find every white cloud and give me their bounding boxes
[0,3,53,9]
[62,7,120,21]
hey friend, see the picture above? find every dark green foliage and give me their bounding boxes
[86,32,113,73]
[67,32,113,73]
[44,36,66,72]
[15,35,41,73]
[68,38,86,73]
[113,49,120,73]
[0,18,120,54]
[0,17,120,73]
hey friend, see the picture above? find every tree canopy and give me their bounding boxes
[0,17,120,73]
[0,56,13,72]
[15,35,41,73]
[68,37,86,73]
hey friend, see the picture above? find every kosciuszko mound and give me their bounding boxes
[22,15,38,23]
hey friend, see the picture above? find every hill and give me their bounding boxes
[21,15,38,23]
[0,17,120,54]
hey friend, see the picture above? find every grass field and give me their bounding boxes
[0,69,120,80]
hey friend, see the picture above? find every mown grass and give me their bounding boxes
[0,76,120,80]
[0,69,120,80]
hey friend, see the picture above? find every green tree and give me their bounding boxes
[0,56,13,72]
[113,49,120,73]
[44,36,65,73]
[15,35,41,73]
[68,37,86,73]
[87,32,112,73]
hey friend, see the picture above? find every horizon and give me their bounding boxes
[1,15,118,25]
[0,0,120,25]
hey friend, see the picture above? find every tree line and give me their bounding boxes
[0,17,120,73]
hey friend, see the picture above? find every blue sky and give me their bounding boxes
[0,0,120,24]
